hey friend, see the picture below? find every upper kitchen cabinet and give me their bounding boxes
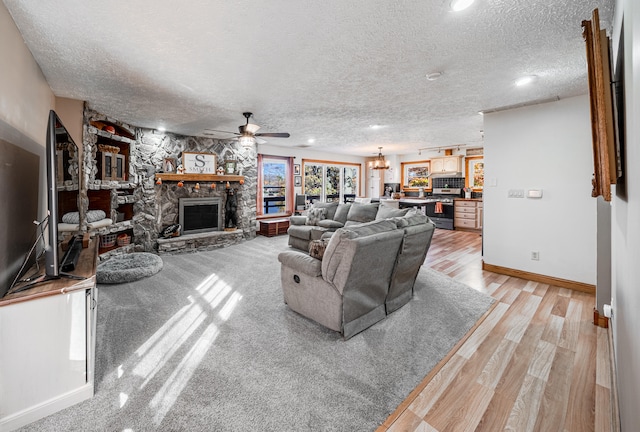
[430,156,462,174]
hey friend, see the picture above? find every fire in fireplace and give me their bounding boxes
[179,197,223,234]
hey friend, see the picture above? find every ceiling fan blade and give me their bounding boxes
[255,132,290,138]
[202,129,240,136]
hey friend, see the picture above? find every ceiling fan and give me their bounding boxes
[203,112,290,145]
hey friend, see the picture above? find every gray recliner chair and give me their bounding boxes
[386,217,436,313]
[278,219,403,339]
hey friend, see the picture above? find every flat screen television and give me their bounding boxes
[7,110,82,294]
[0,135,40,298]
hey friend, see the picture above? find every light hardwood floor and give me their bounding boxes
[378,229,614,432]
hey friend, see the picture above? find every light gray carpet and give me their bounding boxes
[96,252,163,284]
[19,235,493,432]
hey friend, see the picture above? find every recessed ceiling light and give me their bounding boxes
[451,0,475,12]
[369,125,385,130]
[426,72,443,81]
[307,138,315,144]
[515,75,537,87]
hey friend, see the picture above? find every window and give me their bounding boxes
[257,155,294,217]
[302,160,360,203]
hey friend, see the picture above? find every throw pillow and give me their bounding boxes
[346,202,380,224]
[354,197,372,204]
[86,209,107,223]
[61,211,80,224]
[306,207,328,226]
[309,201,339,220]
[64,210,107,224]
[333,203,351,224]
[309,239,330,260]
[394,213,430,228]
[376,205,410,220]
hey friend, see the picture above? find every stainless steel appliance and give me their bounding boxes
[425,187,461,230]
[397,187,461,230]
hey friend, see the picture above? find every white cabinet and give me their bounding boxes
[0,241,98,431]
[454,199,482,231]
[431,156,462,174]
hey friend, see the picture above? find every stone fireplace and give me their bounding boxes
[82,106,258,255]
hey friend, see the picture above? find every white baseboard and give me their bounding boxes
[0,384,93,432]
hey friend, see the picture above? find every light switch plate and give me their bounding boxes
[527,189,543,198]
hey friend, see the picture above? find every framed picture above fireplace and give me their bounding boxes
[182,152,217,174]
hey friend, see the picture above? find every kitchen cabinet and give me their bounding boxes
[454,199,482,231]
[430,156,462,174]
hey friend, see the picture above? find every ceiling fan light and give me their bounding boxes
[451,0,475,12]
[244,123,261,134]
[238,135,255,146]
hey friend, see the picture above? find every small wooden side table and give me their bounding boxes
[258,218,290,237]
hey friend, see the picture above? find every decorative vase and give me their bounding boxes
[418,187,425,198]
[465,192,471,199]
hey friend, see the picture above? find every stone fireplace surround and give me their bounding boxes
[136,129,258,253]
[83,107,257,254]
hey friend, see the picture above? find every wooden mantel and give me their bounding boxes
[154,173,245,182]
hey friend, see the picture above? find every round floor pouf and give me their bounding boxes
[96,252,163,284]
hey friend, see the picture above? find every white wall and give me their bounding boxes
[483,96,596,284]
[610,0,640,429]
[257,144,367,196]
[0,2,55,221]
[0,2,54,145]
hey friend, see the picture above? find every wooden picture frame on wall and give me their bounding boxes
[465,156,484,191]
[163,157,176,173]
[182,152,217,174]
[401,160,431,190]
[224,160,237,175]
[582,8,618,201]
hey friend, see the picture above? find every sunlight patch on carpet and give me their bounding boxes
[150,323,220,425]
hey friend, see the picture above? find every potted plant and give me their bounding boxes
[463,187,472,199]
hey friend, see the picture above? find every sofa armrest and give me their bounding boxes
[277,251,323,277]
[289,216,308,225]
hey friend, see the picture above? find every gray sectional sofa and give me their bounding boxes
[287,201,407,252]
[278,211,436,339]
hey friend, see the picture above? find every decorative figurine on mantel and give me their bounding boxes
[217,166,225,176]
[224,187,238,231]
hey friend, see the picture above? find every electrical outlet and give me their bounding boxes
[531,251,539,260]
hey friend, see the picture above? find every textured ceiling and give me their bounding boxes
[4,0,615,156]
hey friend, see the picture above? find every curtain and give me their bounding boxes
[286,157,294,214]
[256,154,264,217]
